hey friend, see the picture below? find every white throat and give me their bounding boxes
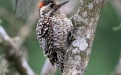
[39,6,52,18]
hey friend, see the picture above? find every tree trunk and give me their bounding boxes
[63,0,103,75]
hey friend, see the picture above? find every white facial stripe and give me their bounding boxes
[39,5,53,17]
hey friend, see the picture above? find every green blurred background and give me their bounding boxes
[0,0,121,75]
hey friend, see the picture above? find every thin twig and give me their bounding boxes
[41,59,56,75]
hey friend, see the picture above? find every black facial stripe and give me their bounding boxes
[43,0,55,5]
[50,3,55,8]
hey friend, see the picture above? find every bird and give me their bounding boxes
[36,0,73,72]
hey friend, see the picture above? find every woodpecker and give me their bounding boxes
[36,0,73,72]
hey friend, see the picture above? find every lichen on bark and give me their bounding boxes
[63,0,103,75]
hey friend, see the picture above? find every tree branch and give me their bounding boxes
[41,58,56,75]
[0,0,41,75]
[113,51,121,75]
[109,0,121,19]
[0,25,35,75]
[63,0,103,75]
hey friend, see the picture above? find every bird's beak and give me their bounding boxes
[49,0,69,17]
[56,0,69,9]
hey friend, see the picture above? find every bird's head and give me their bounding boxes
[39,0,69,17]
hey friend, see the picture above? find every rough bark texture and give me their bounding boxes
[63,0,103,75]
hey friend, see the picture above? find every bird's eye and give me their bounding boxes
[50,3,55,8]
